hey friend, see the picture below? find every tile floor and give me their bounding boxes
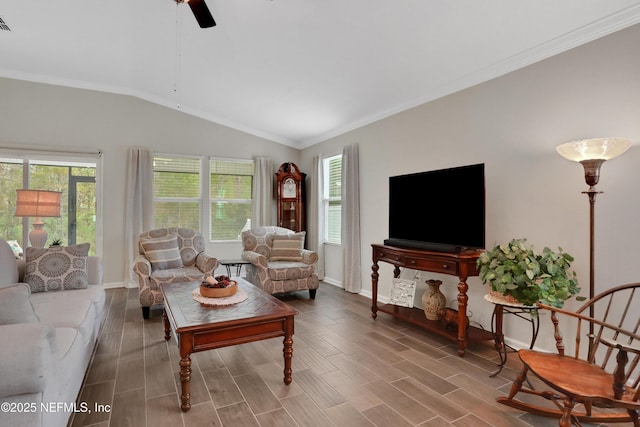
[70,283,624,427]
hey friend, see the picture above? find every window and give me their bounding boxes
[323,154,342,244]
[153,155,201,230]
[153,155,254,241]
[209,158,253,241]
[0,154,99,255]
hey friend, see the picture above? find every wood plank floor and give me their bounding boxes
[70,283,618,427]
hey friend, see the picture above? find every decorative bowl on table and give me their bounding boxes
[200,275,237,298]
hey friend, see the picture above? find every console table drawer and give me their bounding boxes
[374,251,460,275]
[408,258,458,274]
[374,252,406,265]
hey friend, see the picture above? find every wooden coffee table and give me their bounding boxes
[160,277,298,412]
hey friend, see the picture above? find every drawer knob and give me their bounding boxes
[442,264,448,269]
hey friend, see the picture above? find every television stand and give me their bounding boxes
[371,244,491,356]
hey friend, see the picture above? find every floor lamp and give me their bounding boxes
[555,138,631,328]
[14,189,62,248]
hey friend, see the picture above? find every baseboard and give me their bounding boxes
[320,280,384,301]
[103,282,127,289]
[503,336,543,352]
[321,277,342,287]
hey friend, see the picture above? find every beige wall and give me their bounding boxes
[300,23,640,348]
[0,79,301,286]
[2,23,639,349]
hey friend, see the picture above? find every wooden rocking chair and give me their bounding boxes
[498,282,640,426]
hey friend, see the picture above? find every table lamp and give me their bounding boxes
[15,189,62,248]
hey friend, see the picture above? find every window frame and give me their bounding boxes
[323,154,342,245]
[152,153,204,232]
[208,157,254,242]
[0,147,102,256]
[153,154,254,242]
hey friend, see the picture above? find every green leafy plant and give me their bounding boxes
[477,238,584,308]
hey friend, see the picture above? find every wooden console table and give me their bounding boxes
[371,243,492,356]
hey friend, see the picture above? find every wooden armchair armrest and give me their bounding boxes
[538,302,640,360]
[598,336,640,400]
[538,302,640,341]
[600,337,640,355]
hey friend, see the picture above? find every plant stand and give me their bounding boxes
[484,293,539,377]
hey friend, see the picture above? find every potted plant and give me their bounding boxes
[477,238,583,308]
[50,238,63,247]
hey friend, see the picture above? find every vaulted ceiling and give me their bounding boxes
[1,1,640,148]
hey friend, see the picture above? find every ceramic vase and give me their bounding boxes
[422,279,445,320]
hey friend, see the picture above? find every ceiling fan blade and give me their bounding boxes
[187,0,216,28]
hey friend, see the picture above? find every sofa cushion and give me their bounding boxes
[267,261,315,280]
[24,243,90,293]
[47,326,88,404]
[149,265,205,289]
[52,327,79,363]
[140,234,184,271]
[0,323,56,397]
[33,297,96,346]
[0,283,39,325]
[268,232,305,261]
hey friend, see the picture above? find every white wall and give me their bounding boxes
[0,79,301,286]
[300,23,640,350]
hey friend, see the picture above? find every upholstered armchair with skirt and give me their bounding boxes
[133,227,218,318]
[241,226,319,299]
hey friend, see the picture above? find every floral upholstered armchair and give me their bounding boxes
[133,227,218,319]
[241,226,319,299]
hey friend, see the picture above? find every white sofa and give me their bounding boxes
[0,239,105,427]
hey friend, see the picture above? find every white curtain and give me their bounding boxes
[123,147,154,287]
[307,155,325,279]
[251,157,273,228]
[342,144,361,293]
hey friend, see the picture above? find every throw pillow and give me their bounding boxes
[25,243,90,293]
[140,234,183,271]
[0,283,39,325]
[7,240,23,258]
[269,232,305,261]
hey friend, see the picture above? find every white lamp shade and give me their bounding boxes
[556,137,632,162]
[15,190,62,218]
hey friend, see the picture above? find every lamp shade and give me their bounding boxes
[15,189,62,218]
[556,137,632,162]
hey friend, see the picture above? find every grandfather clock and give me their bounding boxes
[276,162,306,232]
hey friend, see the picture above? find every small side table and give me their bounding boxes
[219,259,250,277]
[484,294,539,377]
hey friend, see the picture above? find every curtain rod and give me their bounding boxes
[0,144,102,157]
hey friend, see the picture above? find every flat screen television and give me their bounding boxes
[384,163,485,253]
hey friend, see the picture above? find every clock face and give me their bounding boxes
[283,177,297,198]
